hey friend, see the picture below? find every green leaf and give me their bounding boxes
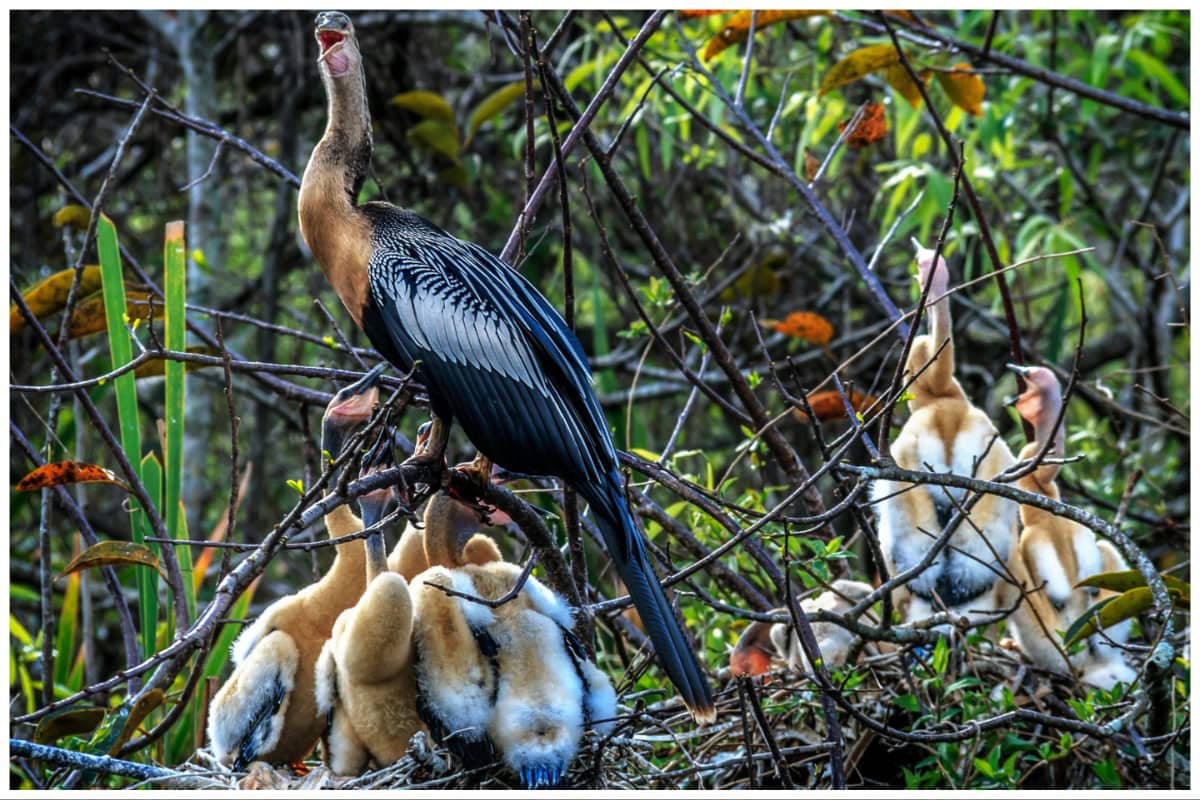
[1125,49,1189,107]
[99,216,161,660]
[163,222,195,625]
[34,706,105,745]
[53,563,80,687]
[406,118,462,161]
[1076,569,1190,602]
[465,81,525,146]
[931,636,949,674]
[139,452,162,658]
[1063,588,1156,648]
[86,689,165,756]
[389,90,455,124]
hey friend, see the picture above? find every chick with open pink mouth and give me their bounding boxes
[315,10,354,78]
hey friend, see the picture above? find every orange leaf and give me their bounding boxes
[765,311,834,346]
[884,64,930,108]
[703,10,828,60]
[935,62,985,116]
[838,102,887,148]
[804,147,821,182]
[819,43,900,96]
[58,541,167,581]
[793,390,876,423]
[16,461,130,493]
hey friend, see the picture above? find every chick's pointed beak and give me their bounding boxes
[329,365,387,422]
[1006,363,1034,381]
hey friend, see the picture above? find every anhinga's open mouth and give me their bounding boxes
[316,27,351,77]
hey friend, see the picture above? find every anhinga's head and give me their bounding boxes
[321,363,386,467]
[1007,364,1063,451]
[314,11,359,80]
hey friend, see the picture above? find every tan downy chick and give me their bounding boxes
[998,366,1135,690]
[315,478,508,775]
[731,580,875,678]
[873,245,1018,624]
[207,365,385,769]
[411,488,617,788]
[314,430,429,775]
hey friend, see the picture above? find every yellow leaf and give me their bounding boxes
[703,10,829,60]
[819,43,901,97]
[133,346,221,379]
[53,204,92,230]
[389,90,456,124]
[935,62,985,116]
[885,64,930,108]
[61,289,155,340]
[406,119,461,162]
[58,541,166,581]
[11,266,103,333]
[465,81,527,146]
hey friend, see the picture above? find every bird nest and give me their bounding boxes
[163,635,1156,790]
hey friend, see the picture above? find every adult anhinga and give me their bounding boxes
[298,11,713,721]
[997,366,1134,689]
[207,365,385,769]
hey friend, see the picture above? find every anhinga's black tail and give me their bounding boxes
[576,471,716,723]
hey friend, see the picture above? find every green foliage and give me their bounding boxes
[8,9,1189,789]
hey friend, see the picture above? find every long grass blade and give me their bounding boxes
[163,221,195,623]
[96,215,157,659]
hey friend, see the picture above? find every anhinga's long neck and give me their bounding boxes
[1016,404,1065,498]
[299,54,375,327]
[422,494,483,569]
